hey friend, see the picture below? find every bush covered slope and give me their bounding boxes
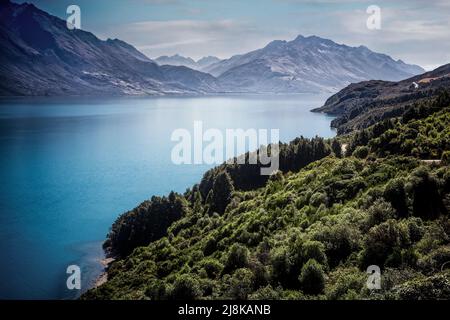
[84,94,450,300]
[312,64,450,134]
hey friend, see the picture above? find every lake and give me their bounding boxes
[0,95,335,299]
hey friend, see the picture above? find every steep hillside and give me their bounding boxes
[0,1,220,96]
[312,64,450,134]
[84,94,450,300]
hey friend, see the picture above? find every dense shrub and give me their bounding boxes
[353,146,369,159]
[407,167,443,220]
[312,224,361,268]
[270,247,291,287]
[203,236,217,256]
[299,259,325,295]
[170,274,202,300]
[364,199,396,230]
[229,268,254,299]
[442,151,450,165]
[145,280,169,300]
[325,267,365,300]
[225,243,249,272]
[249,285,281,300]
[362,220,410,267]
[301,240,328,267]
[383,178,409,217]
[310,192,328,207]
[200,259,223,279]
[418,246,450,273]
[395,273,450,300]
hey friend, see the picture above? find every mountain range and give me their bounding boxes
[0,1,220,95]
[154,54,221,71]
[206,35,424,93]
[0,0,425,96]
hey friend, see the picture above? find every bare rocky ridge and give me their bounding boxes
[0,1,425,96]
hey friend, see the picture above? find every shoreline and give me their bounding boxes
[93,257,115,289]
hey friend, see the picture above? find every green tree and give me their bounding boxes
[225,243,249,272]
[407,167,443,220]
[383,178,409,217]
[200,258,223,279]
[203,236,217,256]
[365,199,396,229]
[352,146,369,159]
[208,171,235,215]
[105,193,188,257]
[331,139,342,158]
[442,151,450,165]
[170,274,202,300]
[299,259,325,295]
[312,224,361,268]
[229,268,254,300]
[362,219,410,267]
[270,247,291,287]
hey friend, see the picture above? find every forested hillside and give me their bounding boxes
[84,91,450,300]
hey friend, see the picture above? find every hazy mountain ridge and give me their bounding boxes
[154,54,221,71]
[0,0,425,96]
[312,63,450,133]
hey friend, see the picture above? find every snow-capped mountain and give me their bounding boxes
[0,1,220,96]
[205,35,425,93]
[155,54,221,71]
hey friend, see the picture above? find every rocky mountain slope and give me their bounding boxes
[203,35,424,94]
[0,1,220,96]
[0,1,426,96]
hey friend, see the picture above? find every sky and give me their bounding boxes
[18,0,450,70]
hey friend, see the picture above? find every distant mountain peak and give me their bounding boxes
[293,34,305,41]
[264,39,287,49]
[204,34,425,93]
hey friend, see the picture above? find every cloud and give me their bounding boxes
[111,19,295,60]
[275,0,450,6]
[131,0,181,4]
[96,0,449,69]
[321,6,450,69]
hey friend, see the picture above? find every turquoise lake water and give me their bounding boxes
[0,95,335,299]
